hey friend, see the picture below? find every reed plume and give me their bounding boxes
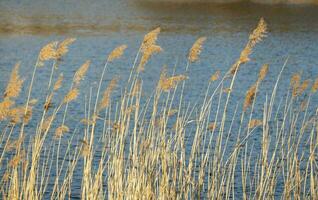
[56,38,76,59]
[248,119,262,129]
[44,93,53,111]
[9,154,22,168]
[230,18,267,75]
[53,73,64,91]
[108,45,127,62]
[38,41,58,66]
[294,79,311,97]
[41,115,54,133]
[0,99,14,120]
[63,88,79,104]
[138,27,162,72]
[311,77,318,93]
[98,78,118,111]
[55,125,70,138]
[258,64,269,82]
[208,122,217,132]
[4,62,24,99]
[138,45,162,72]
[243,84,257,111]
[141,27,160,51]
[210,70,220,82]
[73,60,90,85]
[158,68,188,92]
[188,37,207,63]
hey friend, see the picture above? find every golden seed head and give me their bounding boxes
[248,119,263,129]
[108,45,127,62]
[138,45,163,72]
[167,109,178,117]
[56,38,76,59]
[258,64,269,82]
[290,73,301,88]
[9,154,22,168]
[44,93,53,111]
[311,77,318,93]
[6,136,24,152]
[300,99,308,111]
[53,73,64,91]
[249,18,267,47]
[99,78,118,111]
[73,60,90,85]
[4,62,24,99]
[41,115,54,133]
[188,37,207,63]
[38,41,58,65]
[141,27,161,51]
[158,73,188,92]
[63,88,79,104]
[0,99,14,121]
[208,122,217,132]
[55,125,69,138]
[243,84,257,111]
[210,70,220,82]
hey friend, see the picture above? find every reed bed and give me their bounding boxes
[0,18,317,199]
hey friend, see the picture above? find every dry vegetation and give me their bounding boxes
[0,18,318,199]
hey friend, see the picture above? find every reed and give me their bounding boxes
[0,18,317,200]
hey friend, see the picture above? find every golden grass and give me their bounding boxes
[0,18,317,200]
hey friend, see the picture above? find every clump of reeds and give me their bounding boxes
[0,18,317,200]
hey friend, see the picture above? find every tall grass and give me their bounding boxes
[0,18,317,199]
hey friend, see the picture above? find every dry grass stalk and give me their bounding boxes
[248,119,263,129]
[258,64,269,82]
[131,79,141,97]
[56,38,76,59]
[4,62,24,99]
[243,84,257,111]
[53,73,64,91]
[74,60,90,85]
[210,70,220,82]
[99,78,118,111]
[55,125,69,138]
[188,37,207,63]
[63,88,79,104]
[108,45,127,62]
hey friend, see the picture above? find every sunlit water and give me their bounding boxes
[0,0,318,198]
